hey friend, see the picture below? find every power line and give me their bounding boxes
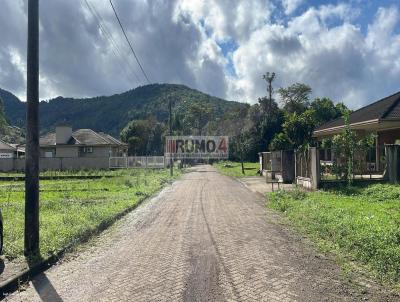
[109,0,151,84]
[85,0,142,83]
[80,0,133,82]
[81,0,141,84]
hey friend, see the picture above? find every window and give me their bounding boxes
[84,147,93,153]
[45,151,53,158]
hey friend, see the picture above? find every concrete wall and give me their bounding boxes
[270,151,281,171]
[295,147,320,190]
[385,144,400,184]
[40,147,56,158]
[79,146,111,158]
[39,146,116,158]
[0,157,110,172]
[0,159,14,171]
[281,150,295,183]
[56,146,79,158]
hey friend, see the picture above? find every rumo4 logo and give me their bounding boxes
[165,136,229,159]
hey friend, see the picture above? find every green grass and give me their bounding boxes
[213,161,259,178]
[0,169,133,178]
[0,168,180,260]
[267,184,400,286]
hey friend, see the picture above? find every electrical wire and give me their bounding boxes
[109,0,151,84]
[81,0,141,84]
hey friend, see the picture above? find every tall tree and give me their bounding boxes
[262,72,276,113]
[227,106,251,174]
[278,83,312,114]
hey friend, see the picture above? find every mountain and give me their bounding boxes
[0,91,25,143]
[0,84,245,137]
[0,88,25,127]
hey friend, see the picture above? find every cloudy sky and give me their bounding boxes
[0,0,399,109]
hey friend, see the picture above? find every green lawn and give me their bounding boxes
[267,184,400,286]
[213,161,259,178]
[0,168,180,260]
[0,169,132,178]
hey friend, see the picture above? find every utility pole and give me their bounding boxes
[25,0,40,256]
[168,97,173,177]
[262,72,275,112]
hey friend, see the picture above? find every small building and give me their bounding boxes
[0,140,24,158]
[39,125,128,158]
[313,91,400,171]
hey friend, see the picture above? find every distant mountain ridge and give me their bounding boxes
[0,88,25,127]
[0,84,244,137]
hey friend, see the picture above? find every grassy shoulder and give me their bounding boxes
[0,168,180,260]
[0,169,135,178]
[213,161,259,178]
[267,184,400,288]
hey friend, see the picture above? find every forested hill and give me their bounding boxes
[0,84,244,136]
[0,88,25,127]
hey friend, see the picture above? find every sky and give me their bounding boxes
[0,0,399,109]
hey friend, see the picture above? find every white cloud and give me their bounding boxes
[282,0,303,15]
[175,0,273,42]
[0,0,399,111]
[227,4,400,108]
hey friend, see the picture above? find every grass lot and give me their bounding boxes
[0,169,180,260]
[0,169,131,178]
[213,161,259,178]
[267,184,400,286]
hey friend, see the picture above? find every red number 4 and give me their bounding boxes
[218,138,227,152]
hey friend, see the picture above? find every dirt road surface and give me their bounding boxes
[4,165,396,301]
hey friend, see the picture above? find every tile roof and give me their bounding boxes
[98,132,126,146]
[315,91,400,132]
[39,133,56,146]
[40,129,127,146]
[0,139,16,150]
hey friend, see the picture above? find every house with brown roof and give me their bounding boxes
[40,125,128,159]
[313,91,400,171]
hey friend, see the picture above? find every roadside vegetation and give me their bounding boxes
[0,169,180,260]
[0,169,139,178]
[267,184,400,287]
[214,161,259,178]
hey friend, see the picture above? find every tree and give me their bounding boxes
[270,83,348,152]
[269,132,291,151]
[262,71,276,113]
[331,111,356,184]
[278,83,312,114]
[184,102,214,135]
[220,105,251,173]
[120,118,164,155]
[282,109,316,149]
[310,97,347,126]
[257,97,283,149]
[0,97,8,134]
